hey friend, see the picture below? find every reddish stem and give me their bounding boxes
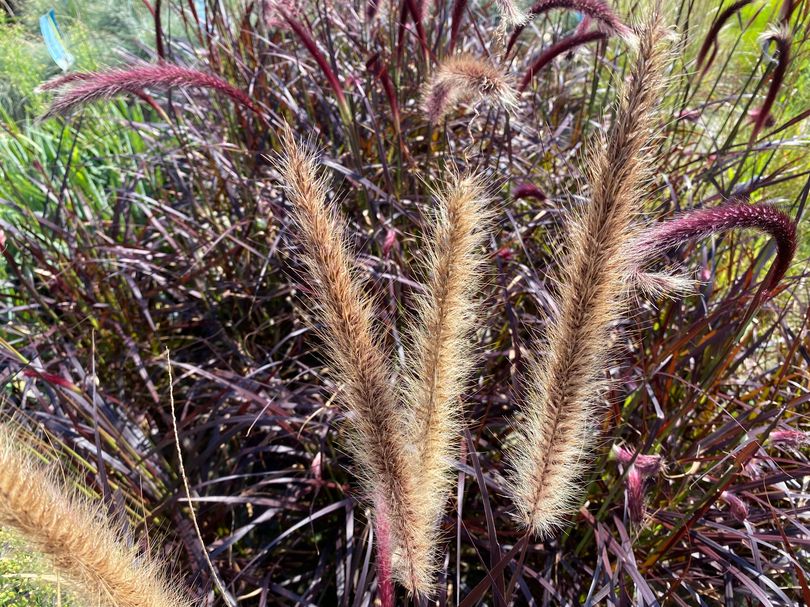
[506,0,630,57]
[520,30,607,91]
[280,11,348,109]
[373,494,395,607]
[696,0,753,73]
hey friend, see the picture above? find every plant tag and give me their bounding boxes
[194,0,207,25]
[40,9,75,72]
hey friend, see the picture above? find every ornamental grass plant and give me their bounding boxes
[1,0,808,604]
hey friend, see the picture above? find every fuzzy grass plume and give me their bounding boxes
[422,53,517,123]
[495,0,530,28]
[613,445,663,523]
[506,0,635,56]
[524,0,632,36]
[632,199,797,296]
[276,130,421,592]
[279,131,491,593]
[506,10,671,536]
[399,174,491,587]
[0,426,191,607]
[277,130,496,595]
[37,63,260,120]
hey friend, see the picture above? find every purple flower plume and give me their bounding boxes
[634,200,797,295]
[38,63,261,120]
[512,182,547,201]
[506,0,633,58]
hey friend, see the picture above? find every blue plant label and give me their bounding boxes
[194,0,207,25]
[40,9,75,71]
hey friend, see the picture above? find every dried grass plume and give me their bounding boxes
[277,129,490,595]
[0,425,192,607]
[399,173,492,587]
[506,9,671,536]
[422,53,517,123]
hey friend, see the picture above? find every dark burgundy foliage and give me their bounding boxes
[3,0,809,604]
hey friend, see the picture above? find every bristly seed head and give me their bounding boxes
[37,63,260,121]
[0,426,193,607]
[278,128,492,596]
[720,491,749,523]
[505,9,672,537]
[625,467,646,523]
[506,0,636,57]
[768,429,809,447]
[630,199,797,297]
[422,53,517,123]
[613,445,664,477]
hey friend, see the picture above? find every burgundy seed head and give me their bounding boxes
[507,0,633,57]
[512,182,547,201]
[769,429,809,447]
[382,229,398,257]
[720,491,749,523]
[613,445,663,477]
[39,63,260,120]
[634,200,797,295]
[626,467,645,523]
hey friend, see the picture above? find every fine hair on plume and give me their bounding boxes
[0,425,193,607]
[505,8,672,537]
[276,127,491,598]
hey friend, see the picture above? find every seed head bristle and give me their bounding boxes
[0,426,192,607]
[277,127,438,594]
[422,53,517,123]
[38,63,259,120]
[506,10,671,537]
[495,0,531,28]
[631,200,797,296]
[506,0,635,57]
[399,173,492,588]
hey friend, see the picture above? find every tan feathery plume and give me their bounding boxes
[495,0,531,28]
[0,426,192,607]
[506,9,671,536]
[422,53,517,123]
[399,174,491,589]
[277,129,429,593]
